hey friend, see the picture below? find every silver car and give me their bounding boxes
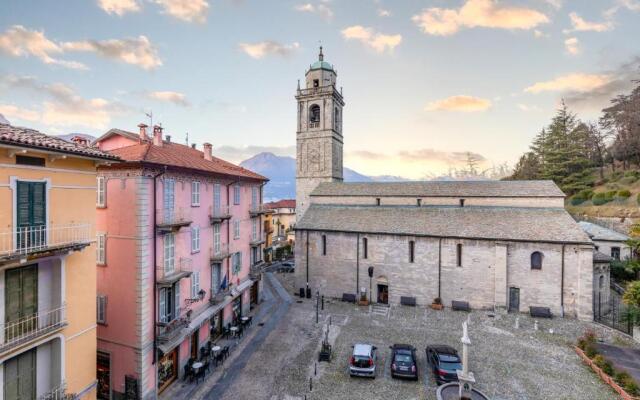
[349,343,377,378]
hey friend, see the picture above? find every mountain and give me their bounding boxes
[240,152,381,201]
[0,114,10,125]
[56,133,97,143]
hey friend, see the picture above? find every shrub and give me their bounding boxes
[626,381,640,395]
[620,176,638,185]
[611,171,624,181]
[585,344,598,358]
[618,189,632,199]
[593,355,614,376]
[592,192,610,206]
[615,371,634,387]
[624,171,640,178]
[611,260,636,282]
[570,195,586,205]
[606,190,618,200]
[637,193,640,205]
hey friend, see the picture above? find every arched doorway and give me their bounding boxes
[376,276,389,304]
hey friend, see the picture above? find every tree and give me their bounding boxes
[585,122,611,180]
[623,281,640,309]
[508,152,541,180]
[601,81,640,169]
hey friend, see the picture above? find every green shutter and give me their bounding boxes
[16,181,47,249]
[31,183,46,227]
[3,348,36,400]
[5,265,38,339]
[16,182,31,228]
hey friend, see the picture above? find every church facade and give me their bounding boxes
[294,50,595,321]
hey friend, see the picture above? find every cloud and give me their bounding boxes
[524,73,611,93]
[97,0,140,15]
[341,25,402,53]
[0,25,87,70]
[62,36,162,70]
[544,0,562,9]
[0,104,41,122]
[377,9,391,17]
[0,74,129,129]
[238,41,300,59]
[564,12,613,33]
[412,0,549,36]
[145,91,190,106]
[294,2,334,20]
[351,148,487,165]
[517,103,540,112]
[154,0,209,23]
[533,29,548,38]
[425,95,492,112]
[564,37,579,55]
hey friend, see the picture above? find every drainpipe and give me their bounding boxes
[306,231,309,289]
[356,233,360,298]
[438,238,442,299]
[226,181,235,295]
[151,166,165,399]
[561,244,565,317]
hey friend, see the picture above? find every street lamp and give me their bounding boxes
[368,266,374,302]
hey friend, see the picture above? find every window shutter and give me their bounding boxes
[31,182,46,227]
[174,283,180,319]
[97,295,107,324]
[214,184,221,212]
[159,288,166,323]
[97,177,105,206]
[16,181,31,228]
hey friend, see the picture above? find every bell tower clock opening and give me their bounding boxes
[295,46,345,220]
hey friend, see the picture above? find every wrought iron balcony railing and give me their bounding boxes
[210,243,230,261]
[157,315,189,344]
[0,304,67,354]
[249,204,272,217]
[0,224,92,262]
[157,257,192,286]
[39,381,76,400]
[156,208,191,232]
[209,205,232,224]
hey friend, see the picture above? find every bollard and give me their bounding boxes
[322,295,324,310]
[309,377,313,391]
[329,316,332,326]
[315,362,317,375]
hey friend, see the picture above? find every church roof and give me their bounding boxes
[310,180,566,198]
[578,221,629,242]
[296,204,592,244]
[310,60,334,71]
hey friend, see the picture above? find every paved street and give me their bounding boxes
[180,269,638,400]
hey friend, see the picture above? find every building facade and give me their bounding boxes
[293,52,595,321]
[265,200,296,245]
[578,221,631,261]
[94,125,268,399]
[0,124,119,399]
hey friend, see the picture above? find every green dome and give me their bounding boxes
[310,60,334,71]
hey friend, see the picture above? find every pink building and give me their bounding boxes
[93,124,268,399]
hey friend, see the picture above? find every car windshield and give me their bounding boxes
[439,354,460,363]
[394,353,413,363]
[353,355,371,367]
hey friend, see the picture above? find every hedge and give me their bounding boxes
[592,192,611,206]
[617,189,632,199]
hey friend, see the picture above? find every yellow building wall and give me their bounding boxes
[0,148,99,399]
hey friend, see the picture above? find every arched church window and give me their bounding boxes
[599,275,604,289]
[531,251,543,270]
[309,104,320,128]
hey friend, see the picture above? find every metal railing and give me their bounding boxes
[298,85,341,97]
[209,205,231,221]
[249,204,271,215]
[157,314,189,343]
[0,224,92,258]
[156,207,191,226]
[210,243,230,261]
[158,257,192,281]
[39,382,75,400]
[0,304,67,351]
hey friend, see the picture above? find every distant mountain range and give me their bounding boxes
[240,152,406,201]
[0,114,10,125]
[56,133,97,142]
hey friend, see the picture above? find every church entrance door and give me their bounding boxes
[508,287,520,312]
[377,284,388,304]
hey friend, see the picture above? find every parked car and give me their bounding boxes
[426,345,462,385]
[349,343,377,378]
[279,261,295,273]
[390,344,418,380]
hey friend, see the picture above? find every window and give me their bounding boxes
[234,220,240,239]
[599,275,604,289]
[334,107,340,130]
[459,199,465,207]
[212,263,222,295]
[322,235,327,255]
[376,198,381,206]
[163,179,175,222]
[16,155,45,167]
[191,271,200,298]
[191,181,200,206]
[313,79,319,88]
[456,244,463,267]
[97,295,107,324]
[252,218,258,240]
[251,186,259,208]
[362,237,368,259]
[159,284,180,323]
[97,176,106,207]
[417,199,422,207]
[409,240,415,263]
[530,251,543,270]
[96,233,106,265]
[213,224,221,254]
[611,247,621,260]
[191,226,200,253]
[309,104,321,125]
[233,252,242,275]
[164,234,175,274]
[234,183,241,205]
[213,183,221,212]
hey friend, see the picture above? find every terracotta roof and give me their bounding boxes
[296,204,592,244]
[0,123,119,161]
[311,180,566,198]
[266,199,296,209]
[106,135,267,181]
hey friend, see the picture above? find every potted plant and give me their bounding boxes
[431,297,443,310]
[358,292,369,306]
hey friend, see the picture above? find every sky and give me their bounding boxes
[0,0,639,179]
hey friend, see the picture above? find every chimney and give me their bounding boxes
[153,125,163,146]
[165,135,171,143]
[71,136,89,147]
[191,143,196,149]
[138,123,148,141]
[203,143,212,161]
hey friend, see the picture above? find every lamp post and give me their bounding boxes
[368,266,374,302]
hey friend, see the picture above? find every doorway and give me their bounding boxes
[377,284,389,304]
[190,331,199,360]
[97,351,111,400]
[509,287,520,313]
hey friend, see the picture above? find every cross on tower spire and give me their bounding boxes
[319,45,324,61]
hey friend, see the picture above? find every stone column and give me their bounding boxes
[576,245,594,321]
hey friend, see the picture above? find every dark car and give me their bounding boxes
[426,345,462,385]
[279,261,295,273]
[390,344,418,380]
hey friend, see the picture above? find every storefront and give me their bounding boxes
[232,296,242,325]
[157,348,178,393]
[97,351,111,400]
[250,281,259,307]
[210,310,223,340]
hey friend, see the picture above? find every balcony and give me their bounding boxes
[39,381,76,400]
[250,262,265,279]
[0,304,67,355]
[0,224,92,264]
[249,204,272,217]
[250,235,266,247]
[210,243,230,262]
[156,208,191,233]
[157,315,189,345]
[209,289,231,305]
[157,257,192,286]
[297,85,341,98]
[209,205,231,224]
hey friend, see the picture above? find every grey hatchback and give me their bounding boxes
[349,343,377,378]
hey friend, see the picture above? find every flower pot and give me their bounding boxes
[358,300,369,306]
[431,303,443,310]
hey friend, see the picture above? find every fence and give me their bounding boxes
[594,290,633,336]
[0,224,92,258]
[0,304,67,351]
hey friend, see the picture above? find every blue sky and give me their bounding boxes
[1,0,639,178]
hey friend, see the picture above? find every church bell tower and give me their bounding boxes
[295,47,345,220]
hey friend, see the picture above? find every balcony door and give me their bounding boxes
[5,265,38,340]
[163,179,175,222]
[4,347,36,400]
[212,263,221,295]
[16,181,46,250]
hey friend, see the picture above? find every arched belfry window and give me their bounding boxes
[309,104,320,127]
[531,251,543,270]
[334,107,340,130]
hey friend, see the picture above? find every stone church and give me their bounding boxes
[294,49,595,321]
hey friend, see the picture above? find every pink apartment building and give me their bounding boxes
[93,124,269,399]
